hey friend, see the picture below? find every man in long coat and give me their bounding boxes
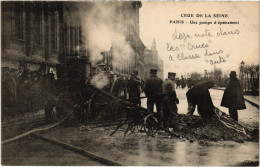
[162,72,179,128]
[128,70,142,106]
[180,76,186,88]
[144,69,163,125]
[43,70,57,123]
[221,71,246,121]
[186,80,215,119]
[176,78,181,89]
[27,72,40,112]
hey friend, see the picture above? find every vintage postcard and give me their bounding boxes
[1,1,259,166]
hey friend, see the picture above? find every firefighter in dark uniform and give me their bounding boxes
[127,69,141,106]
[162,72,179,128]
[144,69,163,126]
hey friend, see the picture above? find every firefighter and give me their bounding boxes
[144,69,163,126]
[127,69,142,106]
[162,72,179,128]
[221,71,246,121]
[43,69,57,123]
[186,80,215,119]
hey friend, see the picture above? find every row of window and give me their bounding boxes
[64,25,83,56]
[9,2,59,51]
[8,2,86,58]
[11,2,23,40]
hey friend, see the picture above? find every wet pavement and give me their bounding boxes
[1,136,103,166]
[1,88,259,166]
[244,95,259,105]
[142,88,259,128]
[35,124,259,166]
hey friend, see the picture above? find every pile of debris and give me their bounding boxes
[170,114,258,143]
[109,111,258,143]
[87,85,258,143]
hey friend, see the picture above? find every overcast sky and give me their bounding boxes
[140,1,259,78]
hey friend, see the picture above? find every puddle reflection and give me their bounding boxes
[127,137,258,166]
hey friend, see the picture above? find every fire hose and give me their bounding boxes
[2,99,74,145]
[88,84,180,138]
[123,94,162,102]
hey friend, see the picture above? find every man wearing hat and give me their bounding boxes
[127,69,142,106]
[144,69,164,126]
[162,72,179,128]
[221,71,246,121]
[43,69,57,123]
[27,71,40,112]
[2,67,12,113]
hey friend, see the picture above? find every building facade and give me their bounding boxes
[143,39,164,79]
[109,2,145,77]
[1,2,64,73]
[1,1,144,78]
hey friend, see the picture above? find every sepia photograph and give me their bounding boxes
[1,1,259,166]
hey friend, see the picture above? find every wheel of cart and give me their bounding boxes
[125,108,146,134]
[88,90,126,122]
[144,114,159,137]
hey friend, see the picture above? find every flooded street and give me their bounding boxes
[142,88,259,128]
[123,137,258,166]
[2,88,259,166]
[1,0,259,166]
[37,123,258,166]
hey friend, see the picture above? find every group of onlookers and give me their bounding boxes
[2,67,58,122]
[2,64,245,126]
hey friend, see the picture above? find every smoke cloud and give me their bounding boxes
[79,2,135,66]
[90,72,110,89]
[77,2,136,88]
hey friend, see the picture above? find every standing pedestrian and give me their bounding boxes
[176,78,181,89]
[181,76,186,88]
[18,73,30,114]
[221,71,246,121]
[127,69,142,106]
[27,72,40,112]
[43,69,57,123]
[2,67,11,117]
[187,78,192,88]
[144,69,163,126]
[162,72,179,128]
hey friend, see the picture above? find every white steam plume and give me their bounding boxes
[90,72,110,89]
[77,2,136,89]
[80,2,135,67]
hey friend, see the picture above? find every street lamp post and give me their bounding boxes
[204,69,208,79]
[240,61,245,92]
